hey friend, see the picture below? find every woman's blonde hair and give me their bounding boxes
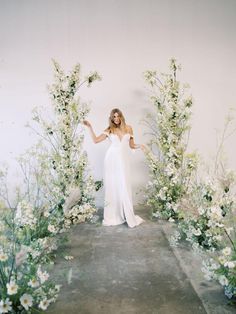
[107,108,127,133]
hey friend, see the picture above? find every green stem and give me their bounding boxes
[224,228,236,252]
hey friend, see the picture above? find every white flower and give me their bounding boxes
[211,263,220,270]
[205,230,212,237]
[43,211,50,218]
[15,200,37,228]
[64,255,74,261]
[166,202,172,210]
[213,235,222,241]
[222,247,232,256]
[48,224,57,234]
[39,299,50,310]
[192,228,201,236]
[197,207,205,215]
[201,260,214,280]
[6,281,18,295]
[55,284,61,292]
[0,252,8,262]
[218,275,229,287]
[172,204,179,212]
[158,188,166,201]
[165,164,175,177]
[20,294,33,310]
[28,278,40,288]
[168,217,175,223]
[207,220,214,228]
[152,212,161,218]
[218,255,227,265]
[30,249,41,259]
[208,207,223,221]
[224,261,235,269]
[37,267,49,284]
[0,298,12,313]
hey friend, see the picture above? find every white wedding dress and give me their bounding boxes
[102,131,144,228]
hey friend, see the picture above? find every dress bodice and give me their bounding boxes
[110,133,131,143]
[103,132,131,147]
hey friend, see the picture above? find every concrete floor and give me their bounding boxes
[47,207,236,314]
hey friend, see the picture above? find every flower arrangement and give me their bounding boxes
[144,59,236,302]
[0,204,62,313]
[27,60,101,225]
[169,112,236,302]
[0,61,102,312]
[143,59,197,220]
[199,168,236,300]
[202,229,236,300]
[174,176,234,251]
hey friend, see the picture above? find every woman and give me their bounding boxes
[83,108,145,228]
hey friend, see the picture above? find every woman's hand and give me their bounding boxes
[140,144,149,153]
[83,120,91,128]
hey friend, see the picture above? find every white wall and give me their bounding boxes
[0,0,236,205]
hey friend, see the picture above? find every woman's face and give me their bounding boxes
[113,112,121,125]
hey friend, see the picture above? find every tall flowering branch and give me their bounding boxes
[143,59,197,220]
[28,60,101,225]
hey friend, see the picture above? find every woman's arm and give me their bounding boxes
[128,125,148,152]
[83,120,107,143]
[128,126,140,149]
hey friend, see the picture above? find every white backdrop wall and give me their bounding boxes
[0,0,236,206]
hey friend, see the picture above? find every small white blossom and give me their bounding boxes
[222,247,232,256]
[43,211,50,218]
[192,228,201,236]
[39,299,50,310]
[211,263,220,270]
[0,252,8,262]
[37,267,49,284]
[28,278,40,288]
[219,275,229,287]
[208,207,223,221]
[6,281,18,295]
[55,284,61,292]
[197,207,205,215]
[218,255,227,265]
[64,255,74,261]
[20,294,33,310]
[48,224,57,234]
[224,261,235,269]
[205,230,212,237]
[213,235,222,241]
[0,298,12,313]
[15,200,37,228]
